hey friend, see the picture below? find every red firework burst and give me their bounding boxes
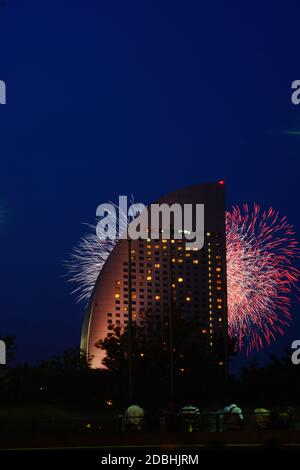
[226,204,300,353]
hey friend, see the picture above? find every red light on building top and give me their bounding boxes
[218,180,225,185]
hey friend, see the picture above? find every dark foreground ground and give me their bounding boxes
[1,431,300,464]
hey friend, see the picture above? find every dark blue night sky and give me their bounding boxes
[1,1,300,368]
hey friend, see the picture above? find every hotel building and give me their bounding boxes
[81,182,228,368]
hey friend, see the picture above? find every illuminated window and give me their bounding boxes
[162,239,167,243]
[115,293,120,299]
[147,276,152,281]
[178,277,183,283]
[171,239,175,244]
[207,232,211,237]
[115,280,121,286]
[154,263,160,269]
[216,268,221,272]
[186,296,191,302]
[172,258,176,263]
[155,295,160,300]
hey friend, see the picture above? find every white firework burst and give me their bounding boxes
[65,225,116,303]
[65,200,141,303]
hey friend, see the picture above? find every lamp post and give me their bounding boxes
[127,237,133,402]
[168,237,175,399]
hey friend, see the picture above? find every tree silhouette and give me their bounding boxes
[95,310,233,406]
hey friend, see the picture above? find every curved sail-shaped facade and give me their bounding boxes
[81,183,228,368]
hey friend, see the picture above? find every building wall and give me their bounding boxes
[81,183,228,368]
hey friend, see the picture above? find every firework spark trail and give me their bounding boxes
[226,204,300,353]
[65,202,136,303]
[66,204,300,352]
[65,225,116,303]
